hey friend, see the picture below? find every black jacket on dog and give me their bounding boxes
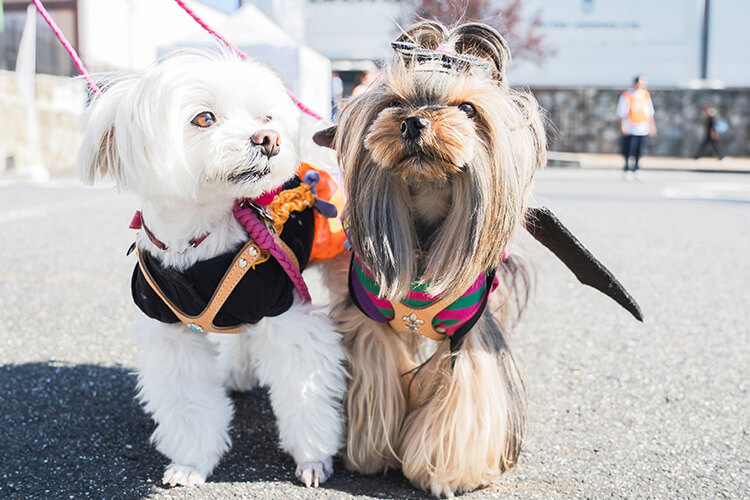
[131,178,315,328]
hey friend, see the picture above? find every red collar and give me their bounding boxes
[128,188,282,252]
[129,211,210,251]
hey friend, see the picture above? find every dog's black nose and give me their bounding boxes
[400,116,429,140]
[251,130,281,157]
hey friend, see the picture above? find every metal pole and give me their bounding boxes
[701,0,710,79]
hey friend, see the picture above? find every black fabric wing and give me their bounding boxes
[525,206,643,322]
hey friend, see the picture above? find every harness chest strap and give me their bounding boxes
[389,291,464,341]
[136,236,298,334]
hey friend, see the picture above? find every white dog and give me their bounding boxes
[78,51,346,488]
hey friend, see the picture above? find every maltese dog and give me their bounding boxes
[78,51,346,488]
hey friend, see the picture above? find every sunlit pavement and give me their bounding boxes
[1,168,748,499]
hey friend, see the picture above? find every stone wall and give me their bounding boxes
[529,86,750,158]
[0,71,86,173]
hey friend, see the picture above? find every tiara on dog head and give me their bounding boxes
[391,41,494,77]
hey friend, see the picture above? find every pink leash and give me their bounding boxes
[171,0,325,122]
[33,0,325,121]
[30,0,100,94]
[233,203,311,303]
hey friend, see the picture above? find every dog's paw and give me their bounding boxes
[162,464,206,487]
[428,480,459,498]
[295,458,332,487]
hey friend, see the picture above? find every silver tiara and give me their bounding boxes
[391,41,493,77]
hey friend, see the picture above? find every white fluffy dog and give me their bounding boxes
[78,51,346,487]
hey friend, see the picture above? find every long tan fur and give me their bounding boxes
[322,252,413,472]
[399,309,526,496]
[329,21,546,496]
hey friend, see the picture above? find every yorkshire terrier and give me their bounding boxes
[315,22,641,496]
[78,51,346,487]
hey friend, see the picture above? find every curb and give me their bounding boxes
[547,152,750,173]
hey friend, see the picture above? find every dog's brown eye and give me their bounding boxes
[191,111,216,128]
[458,103,476,118]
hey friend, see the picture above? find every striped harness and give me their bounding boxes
[349,255,499,349]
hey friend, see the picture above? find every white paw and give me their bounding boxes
[295,458,332,487]
[162,464,206,487]
[429,481,457,498]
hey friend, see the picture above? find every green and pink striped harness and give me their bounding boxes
[349,255,500,343]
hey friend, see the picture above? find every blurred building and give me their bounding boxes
[0,0,229,73]
[246,0,404,96]
[2,0,748,162]
[5,1,331,110]
[0,0,330,173]
[510,0,750,157]
[511,0,750,88]
[7,1,746,88]
[304,0,750,90]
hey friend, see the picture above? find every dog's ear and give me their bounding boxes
[313,126,337,150]
[525,206,644,322]
[77,86,125,186]
[450,23,510,82]
[396,21,448,49]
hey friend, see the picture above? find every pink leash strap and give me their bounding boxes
[31,0,100,94]
[172,0,326,123]
[232,203,312,303]
[34,0,326,121]
[172,0,244,61]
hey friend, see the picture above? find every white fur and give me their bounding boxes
[78,51,346,486]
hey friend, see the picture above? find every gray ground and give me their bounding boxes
[1,168,748,499]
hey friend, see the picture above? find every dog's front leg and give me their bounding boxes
[336,307,414,475]
[132,318,233,486]
[398,315,526,497]
[248,300,347,487]
[215,332,260,392]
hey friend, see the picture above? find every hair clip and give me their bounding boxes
[391,41,493,77]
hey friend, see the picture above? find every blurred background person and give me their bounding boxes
[693,106,726,160]
[617,75,657,180]
[351,69,379,96]
[331,71,343,120]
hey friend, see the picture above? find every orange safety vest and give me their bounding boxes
[623,90,651,124]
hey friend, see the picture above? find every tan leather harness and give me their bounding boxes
[136,234,298,334]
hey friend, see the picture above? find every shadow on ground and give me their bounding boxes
[0,362,429,499]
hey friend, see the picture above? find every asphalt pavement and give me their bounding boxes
[1,168,748,499]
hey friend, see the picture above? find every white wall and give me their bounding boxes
[305,0,403,61]
[707,0,750,87]
[251,0,307,44]
[508,0,705,87]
